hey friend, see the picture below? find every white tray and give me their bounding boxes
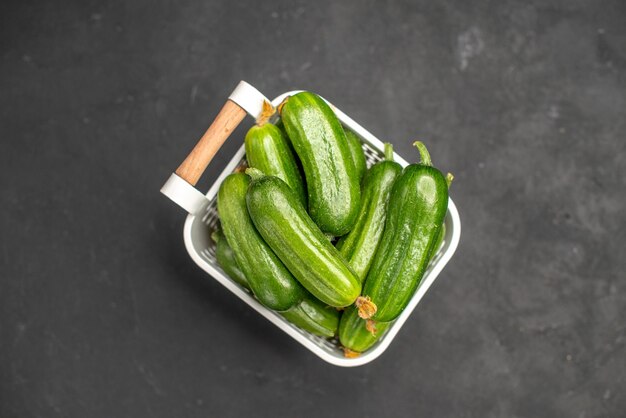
[164,82,461,367]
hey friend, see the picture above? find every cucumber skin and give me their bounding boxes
[246,175,361,307]
[281,92,360,236]
[274,118,289,143]
[429,223,446,264]
[338,306,390,353]
[213,229,249,288]
[281,295,339,338]
[275,118,306,181]
[245,124,307,207]
[345,130,367,184]
[362,164,449,322]
[217,173,305,311]
[335,160,402,282]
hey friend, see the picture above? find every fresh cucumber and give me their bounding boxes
[281,295,339,338]
[245,168,361,307]
[217,173,305,311]
[245,122,306,207]
[428,174,453,264]
[280,92,360,235]
[340,222,445,352]
[429,223,445,263]
[338,306,390,357]
[274,117,289,142]
[345,129,367,184]
[275,117,306,181]
[211,228,249,288]
[335,143,402,282]
[356,142,449,322]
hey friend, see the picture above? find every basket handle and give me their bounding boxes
[161,81,270,214]
[175,99,246,186]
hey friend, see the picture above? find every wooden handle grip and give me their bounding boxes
[175,99,247,186]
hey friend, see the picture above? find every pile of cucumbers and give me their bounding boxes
[213,92,451,357]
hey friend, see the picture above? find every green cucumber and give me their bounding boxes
[245,123,306,207]
[211,228,249,288]
[335,143,402,282]
[345,129,367,184]
[429,224,445,262]
[281,295,339,338]
[245,168,361,307]
[280,92,360,235]
[428,174,453,263]
[356,142,449,322]
[217,173,305,311]
[275,117,306,181]
[338,306,390,356]
[274,118,288,142]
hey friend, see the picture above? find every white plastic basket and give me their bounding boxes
[162,81,461,367]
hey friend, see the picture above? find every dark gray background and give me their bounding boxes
[1,0,625,417]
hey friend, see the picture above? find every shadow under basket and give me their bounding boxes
[179,90,461,367]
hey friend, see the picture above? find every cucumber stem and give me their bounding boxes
[277,96,290,115]
[412,141,432,166]
[446,173,454,188]
[234,162,248,173]
[384,143,394,161]
[255,100,275,126]
[343,347,361,358]
[355,296,377,319]
[245,167,265,180]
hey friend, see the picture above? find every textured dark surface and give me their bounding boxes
[1,0,625,417]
